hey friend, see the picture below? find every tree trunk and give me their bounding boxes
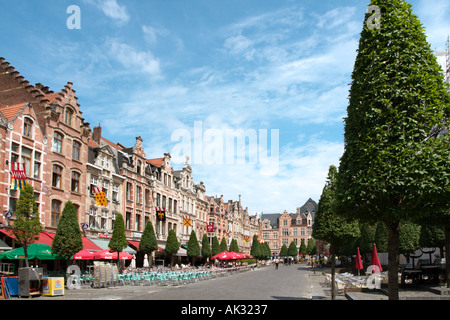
[445,227,450,288]
[385,220,400,300]
[330,245,336,300]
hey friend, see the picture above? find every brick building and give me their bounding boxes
[261,198,317,256]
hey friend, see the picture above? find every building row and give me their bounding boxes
[0,58,317,262]
[0,58,263,260]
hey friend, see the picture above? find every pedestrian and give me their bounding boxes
[275,258,279,270]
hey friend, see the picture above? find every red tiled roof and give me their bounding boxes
[0,102,27,121]
[88,139,99,148]
[101,137,123,150]
[147,158,164,167]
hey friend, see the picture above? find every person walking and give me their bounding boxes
[275,258,279,270]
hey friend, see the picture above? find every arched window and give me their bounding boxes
[53,132,63,153]
[52,164,62,188]
[71,171,80,192]
[72,141,81,160]
[51,199,61,227]
[65,107,74,126]
[23,118,33,138]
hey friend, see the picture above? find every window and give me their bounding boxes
[53,132,63,153]
[89,207,97,229]
[34,151,41,179]
[126,182,132,201]
[90,175,98,196]
[126,212,131,229]
[52,165,62,188]
[136,186,141,203]
[282,228,289,236]
[102,180,109,198]
[65,107,73,126]
[71,171,80,193]
[51,200,61,227]
[145,189,150,206]
[283,219,288,226]
[113,184,119,203]
[72,141,81,160]
[173,200,177,214]
[135,214,141,231]
[137,160,142,175]
[101,210,108,231]
[21,147,32,177]
[10,143,19,164]
[23,118,33,137]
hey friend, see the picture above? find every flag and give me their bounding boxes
[243,236,250,243]
[93,187,108,207]
[156,207,166,221]
[224,230,231,238]
[207,222,214,233]
[183,215,192,227]
[10,163,27,190]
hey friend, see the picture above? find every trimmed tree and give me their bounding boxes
[313,165,360,300]
[335,0,450,299]
[250,235,261,260]
[187,230,200,266]
[201,234,211,264]
[298,239,307,257]
[12,184,42,268]
[288,241,298,258]
[108,213,128,269]
[211,236,221,256]
[229,238,239,253]
[139,221,158,268]
[52,201,83,264]
[219,237,228,252]
[165,229,180,267]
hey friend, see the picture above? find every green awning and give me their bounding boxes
[0,243,62,260]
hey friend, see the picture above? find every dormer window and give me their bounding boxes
[65,107,74,126]
[137,160,142,175]
[23,118,33,138]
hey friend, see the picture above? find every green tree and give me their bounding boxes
[211,236,221,256]
[279,244,288,257]
[12,185,42,268]
[399,221,421,263]
[250,235,261,259]
[219,237,228,252]
[306,238,316,256]
[374,222,389,253]
[187,230,200,266]
[298,239,307,256]
[287,241,297,257]
[201,234,211,263]
[139,221,158,268]
[335,0,450,299]
[108,213,128,268]
[165,229,179,267]
[313,165,360,300]
[229,238,239,253]
[420,225,445,262]
[51,201,83,264]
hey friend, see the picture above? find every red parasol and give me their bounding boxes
[355,247,363,274]
[371,244,382,272]
[72,249,95,260]
[94,249,135,260]
[211,250,239,260]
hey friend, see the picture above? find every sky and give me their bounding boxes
[1,0,449,215]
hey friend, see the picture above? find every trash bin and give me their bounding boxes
[18,267,43,298]
[43,277,65,296]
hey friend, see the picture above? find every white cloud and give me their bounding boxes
[107,39,161,76]
[83,0,130,24]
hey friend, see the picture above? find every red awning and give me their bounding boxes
[82,237,102,252]
[128,240,140,250]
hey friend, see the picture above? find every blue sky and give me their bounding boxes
[1,0,449,214]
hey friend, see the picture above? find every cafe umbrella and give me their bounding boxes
[355,247,363,275]
[371,244,382,272]
[0,243,61,260]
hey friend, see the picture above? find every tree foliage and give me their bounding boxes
[139,221,158,267]
[12,185,42,267]
[52,201,83,261]
[201,234,211,259]
[335,0,450,300]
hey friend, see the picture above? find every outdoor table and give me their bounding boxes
[401,269,422,285]
[420,266,441,283]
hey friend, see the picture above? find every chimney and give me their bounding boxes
[93,123,102,143]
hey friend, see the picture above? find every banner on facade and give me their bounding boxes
[156,207,166,221]
[207,222,214,233]
[243,236,250,243]
[224,230,231,238]
[183,215,192,227]
[92,187,108,207]
[10,162,27,190]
